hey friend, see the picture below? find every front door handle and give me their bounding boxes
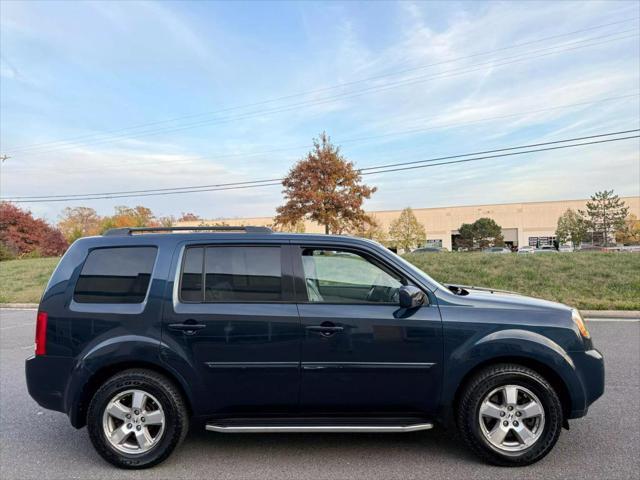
[169,321,206,335]
[306,323,344,337]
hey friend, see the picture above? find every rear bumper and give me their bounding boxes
[568,349,605,419]
[25,355,73,414]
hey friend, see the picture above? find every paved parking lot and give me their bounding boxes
[1,309,638,480]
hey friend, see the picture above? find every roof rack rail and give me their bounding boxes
[103,226,273,236]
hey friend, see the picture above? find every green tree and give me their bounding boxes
[456,223,476,250]
[579,190,629,246]
[273,132,376,234]
[456,217,504,250]
[555,209,588,247]
[388,207,426,252]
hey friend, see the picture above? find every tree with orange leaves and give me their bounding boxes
[99,205,158,232]
[274,132,376,234]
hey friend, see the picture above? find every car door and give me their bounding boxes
[162,241,301,416]
[292,243,443,416]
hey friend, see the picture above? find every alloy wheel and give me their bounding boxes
[102,389,165,455]
[478,384,545,453]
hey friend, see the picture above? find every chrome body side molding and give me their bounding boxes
[205,423,434,433]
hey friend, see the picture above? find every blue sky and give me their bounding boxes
[1,0,639,221]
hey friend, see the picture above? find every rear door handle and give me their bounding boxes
[169,322,207,335]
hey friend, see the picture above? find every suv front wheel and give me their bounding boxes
[87,369,189,469]
[457,363,563,466]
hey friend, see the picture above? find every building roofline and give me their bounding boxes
[367,196,639,214]
[195,196,639,223]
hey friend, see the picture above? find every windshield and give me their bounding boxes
[391,251,443,291]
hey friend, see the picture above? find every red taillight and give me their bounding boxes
[35,311,48,356]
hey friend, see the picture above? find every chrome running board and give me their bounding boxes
[205,423,433,433]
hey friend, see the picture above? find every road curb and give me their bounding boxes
[0,303,38,310]
[580,310,640,319]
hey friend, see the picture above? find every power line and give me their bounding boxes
[361,135,639,176]
[8,135,637,203]
[5,92,638,175]
[5,177,283,199]
[8,16,638,154]
[7,129,636,199]
[3,130,637,203]
[8,29,638,156]
[359,129,640,172]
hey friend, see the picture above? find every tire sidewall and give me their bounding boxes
[87,373,185,469]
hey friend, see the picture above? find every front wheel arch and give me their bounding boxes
[451,356,572,424]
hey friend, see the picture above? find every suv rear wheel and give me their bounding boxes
[457,363,563,466]
[87,369,188,469]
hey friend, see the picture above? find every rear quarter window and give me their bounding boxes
[73,246,157,303]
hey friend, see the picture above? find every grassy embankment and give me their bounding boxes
[1,253,639,309]
[404,252,640,310]
[0,257,60,304]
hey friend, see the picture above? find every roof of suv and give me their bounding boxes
[85,226,381,248]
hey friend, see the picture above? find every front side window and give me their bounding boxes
[180,246,282,302]
[301,249,403,303]
[74,247,157,303]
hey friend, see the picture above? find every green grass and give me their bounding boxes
[0,252,639,309]
[0,257,60,304]
[404,252,640,310]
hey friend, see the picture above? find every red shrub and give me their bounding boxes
[0,202,68,257]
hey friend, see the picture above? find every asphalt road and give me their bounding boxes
[1,309,638,480]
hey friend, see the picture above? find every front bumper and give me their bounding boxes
[567,349,605,418]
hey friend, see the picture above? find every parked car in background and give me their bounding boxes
[535,246,558,253]
[412,246,446,253]
[558,245,573,253]
[517,246,535,254]
[483,247,511,254]
[26,226,604,469]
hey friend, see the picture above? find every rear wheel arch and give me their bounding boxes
[72,361,192,429]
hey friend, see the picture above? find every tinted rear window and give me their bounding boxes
[180,246,282,302]
[74,247,157,303]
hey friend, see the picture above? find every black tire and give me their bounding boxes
[87,369,189,469]
[456,363,563,466]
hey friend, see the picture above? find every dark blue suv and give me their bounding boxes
[25,226,604,468]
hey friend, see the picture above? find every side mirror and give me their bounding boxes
[399,285,426,309]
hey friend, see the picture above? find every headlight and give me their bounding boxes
[572,309,590,339]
